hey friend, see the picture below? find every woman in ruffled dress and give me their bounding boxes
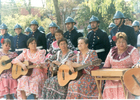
[0,39,18,99]
[12,37,47,99]
[102,32,139,99]
[46,29,76,59]
[42,38,75,99]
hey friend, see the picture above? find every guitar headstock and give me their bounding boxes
[89,58,102,66]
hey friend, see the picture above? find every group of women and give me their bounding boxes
[0,29,140,99]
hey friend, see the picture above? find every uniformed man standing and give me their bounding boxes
[87,15,110,62]
[24,27,32,36]
[28,20,46,50]
[64,17,83,47]
[87,24,92,33]
[14,24,28,55]
[108,23,116,47]
[46,22,58,51]
[38,26,45,33]
[111,11,136,47]
[132,20,140,38]
[0,23,14,51]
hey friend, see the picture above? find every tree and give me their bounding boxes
[53,0,62,29]
[75,0,135,36]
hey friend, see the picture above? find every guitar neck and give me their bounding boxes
[75,63,90,71]
[74,59,102,71]
[3,57,15,65]
[27,65,37,69]
[27,64,46,69]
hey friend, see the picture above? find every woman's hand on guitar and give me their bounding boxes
[134,64,140,68]
[69,65,74,73]
[36,65,41,68]
[21,63,28,71]
[52,60,61,66]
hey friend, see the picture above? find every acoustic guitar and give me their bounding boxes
[123,67,140,96]
[0,56,15,74]
[57,59,102,86]
[12,61,44,79]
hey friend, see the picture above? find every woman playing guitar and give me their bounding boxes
[65,37,100,99]
[12,37,47,99]
[42,38,75,99]
[0,39,18,99]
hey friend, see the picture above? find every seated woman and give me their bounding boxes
[12,37,47,100]
[42,38,75,99]
[66,37,99,99]
[46,29,76,58]
[0,39,18,99]
[102,32,139,99]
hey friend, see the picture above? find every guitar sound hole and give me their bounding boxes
[69,70,72,75]
[2,62,5,66]
[62,70,65,80]
[21,68,24,71]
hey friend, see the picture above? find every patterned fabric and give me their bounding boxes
[0,51,18,98]
[66,50,99,99]
[12,49,47,100]
[42,50,75,99]
[46,39,76,59]
[103,45,139,99]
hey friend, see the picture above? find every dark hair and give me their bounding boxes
[57,38,68,46]
[2,38,11,46]
[78,37,89,44]
[54,29,64,36]
[27,37,37,47]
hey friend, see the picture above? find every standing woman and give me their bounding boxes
[102,32,139,99]
[66,37,99,99]
[0,39,18,99]
[14,24,28,55]
[12,38,47,100]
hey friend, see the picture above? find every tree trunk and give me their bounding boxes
[53,0,62,29]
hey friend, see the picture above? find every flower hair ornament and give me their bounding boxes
[112,36,116,42]
[1,38,4,44]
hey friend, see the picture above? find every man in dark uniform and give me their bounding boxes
[14,24,28,55]
[87,24,92,33]
[111,11,136,47]
[108,23,116,47]
[28,19,46,50]
[87,15,110,62]
[0,23,14,51]
[38,26,45,33]
[46,22,58,51]
[64,17,83,47]
[132,20,140,39]
[24,27,32,36]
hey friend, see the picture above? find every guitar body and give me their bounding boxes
[57,59,102,86]
[12,61,29,79]
[0,56,12,74]
[57,65,82,86]
[123,68,140,95]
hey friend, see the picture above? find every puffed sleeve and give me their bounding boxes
[68,52,78,62]
[84,50,98,74]
[137,34,140,47]
[36,49,46,64]
[103,49,112,68]
[12,49,27,64]
[67,39,76,51]
[131,48,139,65]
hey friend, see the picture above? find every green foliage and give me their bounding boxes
[1,14,51,36]
[75,0,135,36]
